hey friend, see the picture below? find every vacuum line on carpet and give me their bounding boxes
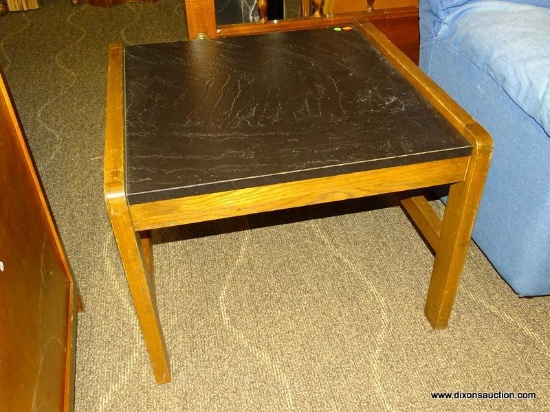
[218,217,296,411]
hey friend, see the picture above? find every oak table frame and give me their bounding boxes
[104,20,492,384]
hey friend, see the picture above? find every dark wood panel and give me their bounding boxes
[0,71,78,411]
[331,0,417,13]
[372,15,419,64]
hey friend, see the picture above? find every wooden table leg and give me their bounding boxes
[301,0,310,16]
[312,0,322,17]
[258,0,267,22]
[424,125,492,329]
[367,0,375,12]
[358,19,494,329]
[106,195,171,383]
[140,230,154,278]
[300,0,322,17]
[104,43,171,384]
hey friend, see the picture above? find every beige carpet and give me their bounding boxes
[1,1,549,410]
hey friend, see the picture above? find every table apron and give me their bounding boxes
[129,156,469,231]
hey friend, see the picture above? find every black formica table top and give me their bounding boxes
[123,28,471,205]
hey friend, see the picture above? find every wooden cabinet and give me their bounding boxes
[370,13,419,63]
[325,0,420,63]
[184,0,419,63]
[330,0,417,13]
[0,70,80,411]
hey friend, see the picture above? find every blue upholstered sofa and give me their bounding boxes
[419,0,550,296]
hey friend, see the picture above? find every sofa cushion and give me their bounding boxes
[437,1,550,136]
[428,0,470,19]
[428,0,550,20]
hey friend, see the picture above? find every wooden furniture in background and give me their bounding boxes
[328,0,418,14]
[2,0,39,11]
[183,0,419,64]
[371,13,419,63]
[0,70,82,411]
[104,19,491,384]
[301,0,323,17]
[324,0,420,62]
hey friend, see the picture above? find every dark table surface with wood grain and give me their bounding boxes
[123,28,470,204]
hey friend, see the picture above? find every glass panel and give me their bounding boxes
[215,0,300,25]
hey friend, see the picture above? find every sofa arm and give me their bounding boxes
[503,0,550,7]
[428,0,550,20]
[424,0,550,136]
